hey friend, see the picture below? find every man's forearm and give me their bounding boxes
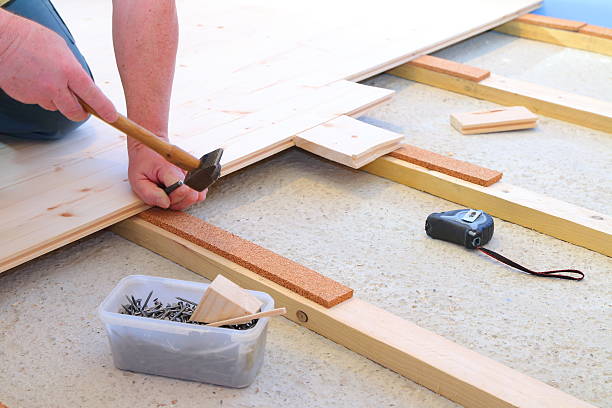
[112,0,177,146]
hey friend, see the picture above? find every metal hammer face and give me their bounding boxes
[183,148,224,191]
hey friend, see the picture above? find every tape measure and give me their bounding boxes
[425,209,584,281]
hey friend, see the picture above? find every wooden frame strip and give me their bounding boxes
[388,144,503,186]
[406,55,490,82]
[110,217,595,408]
[514,14,586,31]
[388,61,612,133]
[579,25,612,40]
[495,19,612,56]
[362,154,612,257]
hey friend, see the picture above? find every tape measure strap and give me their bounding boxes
[477,247,585,281]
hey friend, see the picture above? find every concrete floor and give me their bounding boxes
[1,32,611,408]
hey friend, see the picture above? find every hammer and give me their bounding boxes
[80,100,223,195]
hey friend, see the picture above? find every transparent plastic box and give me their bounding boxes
[98,275,273,388]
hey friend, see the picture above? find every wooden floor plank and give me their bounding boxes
[2,0,541,271]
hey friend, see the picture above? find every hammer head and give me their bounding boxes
[183,148,224,191]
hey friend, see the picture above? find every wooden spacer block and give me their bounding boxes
[190,274,263,323]
[450,106,538,135]
[408,55,490,82]
[388,144,503,187]
[515,14,586,31]
[138,209,354,308]
[578,24,612,40]
[294,115,403,169]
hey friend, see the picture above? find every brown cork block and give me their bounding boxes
[139,209,353,308]
[408,55,490,82]
[388,144,503,187]
[578,24,612,40]
[516,14,586,31]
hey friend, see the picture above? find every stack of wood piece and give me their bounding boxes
[450,106,538,134]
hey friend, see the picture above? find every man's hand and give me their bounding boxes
[128,142,207,211]
[113,1,205,210]
[0,10,117,122]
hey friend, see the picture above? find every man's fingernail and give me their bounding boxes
[157,196,170,209]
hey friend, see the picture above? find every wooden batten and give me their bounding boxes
[515,13,586,31]
[578,24,612,40]
[496,19,612,56]
[363,155,612,257]
[408,55,490,82]
[388,145,503,187]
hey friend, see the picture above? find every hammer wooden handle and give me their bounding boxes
[206,307,287,327]
[80,100,200,171]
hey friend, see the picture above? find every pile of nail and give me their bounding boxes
[119,291,257,330]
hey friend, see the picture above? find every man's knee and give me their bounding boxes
[23,111,88,141]
[0,92,88,140]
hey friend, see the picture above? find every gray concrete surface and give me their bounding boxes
[1,32,611,408]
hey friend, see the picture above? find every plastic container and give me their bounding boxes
[98,275,274,388]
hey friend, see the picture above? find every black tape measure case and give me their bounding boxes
[425,209,494,249]
[424,208,584,281]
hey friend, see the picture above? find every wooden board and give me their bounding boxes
[363,155,612,257]
[496,20,612,56]
[0,0,541,273]
[110,216,596,408]
[389,61,612,133]
[450,106,538,134]
[295,116,404,168]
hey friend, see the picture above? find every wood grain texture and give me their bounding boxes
[294,116,403,168]
[389,145,503,186]
[190,274,263,323]
[515,13,586,31]
[363,155,612,257]
[450,106,538,134]
[408,55,490,82]
[0,0,541,273]
[496,21,612,56]
[389,62,612,133]
[110,216,595,408]
[139,208,353,308]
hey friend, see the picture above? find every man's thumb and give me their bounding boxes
[135,180,171,209]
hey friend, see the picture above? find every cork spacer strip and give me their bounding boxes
[139,209,354,308]
[515,14,586,31]
[408,55,490,82]
[389,144,503,187]
[578,24,612,40]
